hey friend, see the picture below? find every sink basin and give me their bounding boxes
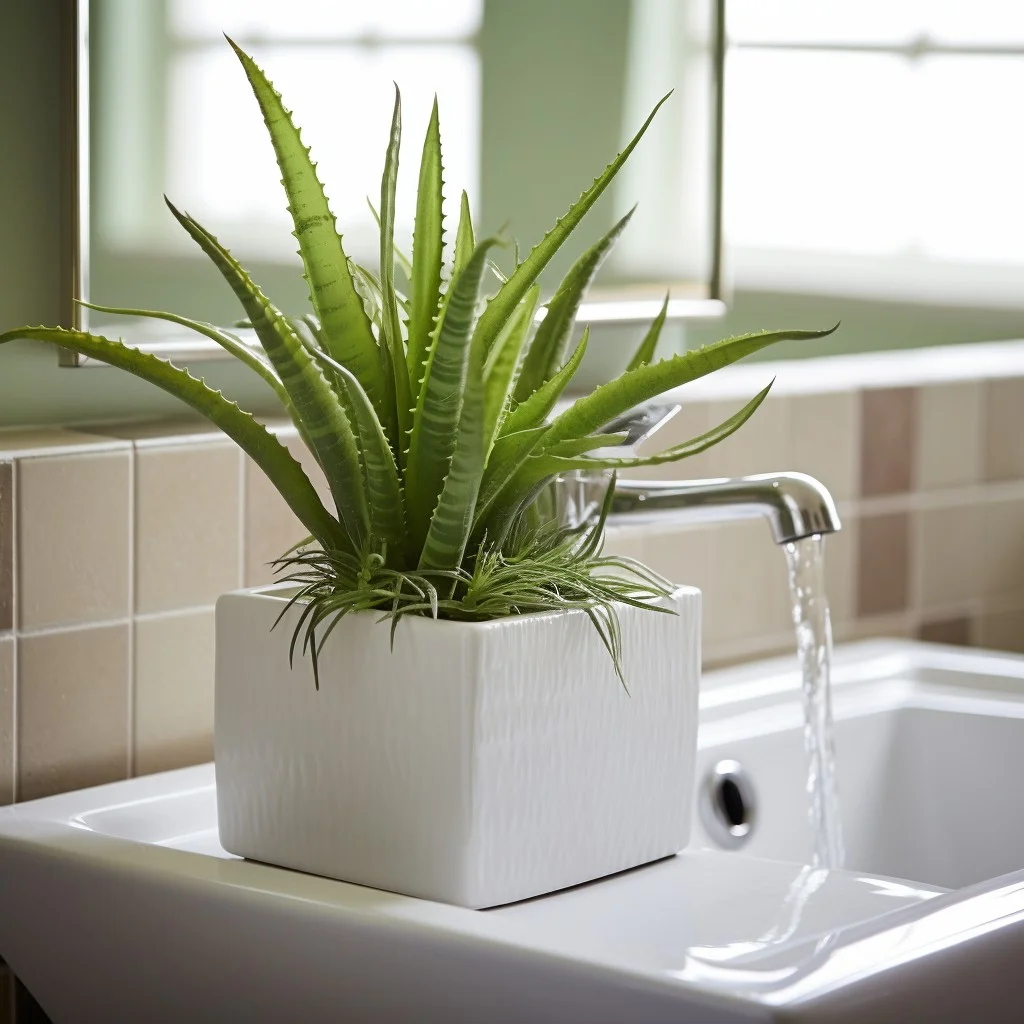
[3,640,1024,1022]
[693,640,1024,890]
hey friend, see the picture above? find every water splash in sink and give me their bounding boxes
[785,536,845,869]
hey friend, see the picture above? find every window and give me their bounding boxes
[725,1,1024,304]
[98,0,481,264]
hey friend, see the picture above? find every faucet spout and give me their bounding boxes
[604,472,842,545]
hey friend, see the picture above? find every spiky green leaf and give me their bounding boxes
[499,326,589,439]
[307,347,407,552]
[227,38,388,427]
[515,208,633,402]
[532,384,773,478]
[406,237,499,557]
[407,97,444,397]
[0,326,346,549]
[625,292,669,373]
[544,325,839,449]
[77,299,288,406]
[483,284,540,454]
[379,86,413,455]
[473,93,671,353]
[452,190,475,282]
[419,330,486,571]
[165,199,370,546]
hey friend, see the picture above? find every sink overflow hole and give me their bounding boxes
[716,777,747,830]
[700,760,757,850]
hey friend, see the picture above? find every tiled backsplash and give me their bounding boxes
[0,345,1023,812]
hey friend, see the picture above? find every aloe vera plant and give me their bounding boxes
[0,40,836,683]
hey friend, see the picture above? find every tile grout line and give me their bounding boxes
[237,448,246,591]
[10,460,19,804]
[126,443,137,780]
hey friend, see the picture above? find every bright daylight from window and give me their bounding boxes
[725,0,1024,302]
[163,0,481,261]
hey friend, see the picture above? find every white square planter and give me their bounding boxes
[215,584,701,908]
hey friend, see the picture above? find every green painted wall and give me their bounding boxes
[3,1,1024,428]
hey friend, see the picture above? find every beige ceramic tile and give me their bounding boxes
[135,443,242,613]
[975,606,1024,654]
[913,502,980,612]
[600,526,646,562]
[916,382,982,491]
[983,377,1024,482]
[704,520,792,649]
[18,451,131,630]
[625,401,713,481]
[245,431,331,587]
[134,610,215,775]
[0,637,12,805]
[823,514,859,628]
[18,623,130,801]
[977,497,1024,601]
[918,615,972,646]
[860,387,917,497]
[701,395,790,480]
[0,427,114,456]
[84,416,222,445]
[788,390,860,503]
[0,462,10,631]
[637,523,717,648]
[835,612,917,644]
[857,512,910,617]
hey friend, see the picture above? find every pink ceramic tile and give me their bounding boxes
[0,636,12,805]
[860,388,917,496]
[0,462,10,632]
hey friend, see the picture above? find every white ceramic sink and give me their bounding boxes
[692,640,1024,890]
[3,640,1024,1022]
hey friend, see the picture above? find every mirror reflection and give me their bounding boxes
[86,0,721,336]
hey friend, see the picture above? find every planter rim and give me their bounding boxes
[227,581,697,634]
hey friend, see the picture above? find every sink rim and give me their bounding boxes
[3,638,1024,1019]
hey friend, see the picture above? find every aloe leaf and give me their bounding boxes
[542,431,629,458]
[366,198,413,281]
[483,284,540,454]
[514,208,633,402]
[0,326,346,549]
[348,261,383,326]
[165,198,370,546]
[472,93,671,353]
[419,330,486,571]
[470,429,548,547]
[536,383,773,475]
[499,326,589,439]
[625,292,669,373]
[379,86,413,453]
[227,39,389,427]
[452,190,475,281]
[350,260,411,319]
[306,346,407,553]
[407,97,444,394]
[406,237,499,557]
[544,325,839,449]
[77,299,288,405]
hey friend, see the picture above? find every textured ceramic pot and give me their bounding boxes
[215,583,701,908]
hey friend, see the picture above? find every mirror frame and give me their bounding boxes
[62,0,726,368]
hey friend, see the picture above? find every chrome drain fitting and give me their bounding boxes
[699,759,757,850]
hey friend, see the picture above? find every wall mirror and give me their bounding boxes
[70,0,725,367]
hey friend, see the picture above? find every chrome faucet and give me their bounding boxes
[605,473,841,544]
[558,404,842,544]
